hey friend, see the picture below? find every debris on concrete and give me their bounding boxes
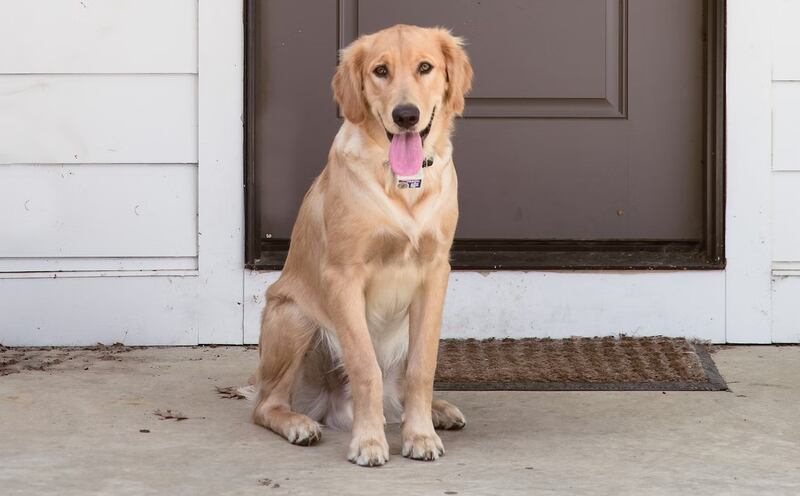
[258,478,281,489]
[1,346,64,376]
[153,409,189,421]
[216,385,248,400]
[0,342,133,376]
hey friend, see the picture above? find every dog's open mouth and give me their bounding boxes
[384,107,435,176]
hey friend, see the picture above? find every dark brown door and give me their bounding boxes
[247,0,724,268]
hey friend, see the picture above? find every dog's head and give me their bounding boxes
[332,25,473,161]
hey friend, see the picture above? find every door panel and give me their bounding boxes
[349,0,625,118]
[252,0,706,244]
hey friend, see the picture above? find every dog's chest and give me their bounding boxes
[363,232,438,327]
[358,167,454,332]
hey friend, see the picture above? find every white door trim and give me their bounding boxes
[724,0,773,343]
[197,0,246,344]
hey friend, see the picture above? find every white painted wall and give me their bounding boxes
[0,1,795,345]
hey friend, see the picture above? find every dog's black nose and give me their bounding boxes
[392,105,420,129]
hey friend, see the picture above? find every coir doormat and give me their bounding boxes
[434,336,727,391]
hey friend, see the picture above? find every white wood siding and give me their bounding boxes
[0,0,202,345]
[772,83,800,171]
[770,0,800,343]
[772,275,800,343]
[0,164,197,257]
[772,172,800,262]
[0,75,197,164]
[772,0,800,82]
[0,0,197,74]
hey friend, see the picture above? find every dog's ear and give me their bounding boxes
[332,38,368,124]
[437,29,473,116]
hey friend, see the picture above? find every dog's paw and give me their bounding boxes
[432,399,466,430]
[283,415,322,446]
[347,433,390,467]
[402,431,444,461]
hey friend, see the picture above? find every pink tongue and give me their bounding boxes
[389,132,423,176]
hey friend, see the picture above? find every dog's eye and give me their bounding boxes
[418,62,433,74]
[373,65,389,78]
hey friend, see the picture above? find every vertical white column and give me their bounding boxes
[198,0,245,343]
[725,0,774,343]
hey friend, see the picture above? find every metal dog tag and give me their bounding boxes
[395,169,423,189]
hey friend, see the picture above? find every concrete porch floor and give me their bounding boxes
[1,346,798,496]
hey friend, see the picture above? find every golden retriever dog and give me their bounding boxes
[252,24,473,467]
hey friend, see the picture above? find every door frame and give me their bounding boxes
[243,1,725,271]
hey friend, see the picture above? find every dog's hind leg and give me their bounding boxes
[252,298,321,446]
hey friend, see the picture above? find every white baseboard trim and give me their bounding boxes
[0,275,199,346]
[0,257,197,273]
[243,270,727,344]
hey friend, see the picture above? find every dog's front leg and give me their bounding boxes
[403,260,450,461]
[324,269,389,467]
